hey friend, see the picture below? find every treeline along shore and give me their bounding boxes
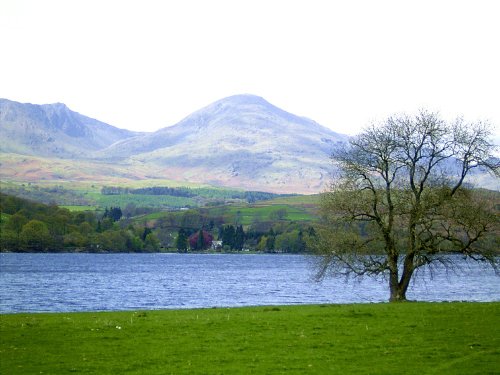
[0,193,315,253]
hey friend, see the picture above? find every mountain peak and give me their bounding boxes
[178,94,317,131]
[198,94,274,116]
[215,94,269,106]
[0,99,137,157]
[43,102,70,112]
[95,93,348,193]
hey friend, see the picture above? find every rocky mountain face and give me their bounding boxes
[96,94,346,192]
[0,99,139,158]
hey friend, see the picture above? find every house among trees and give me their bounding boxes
[211,240,223,251]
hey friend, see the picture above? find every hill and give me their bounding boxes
[0,95,346,193]
[0,99,139,158]
[96,94,346,193]
[2,95,496,193]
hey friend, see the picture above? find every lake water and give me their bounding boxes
[0,253,498,313]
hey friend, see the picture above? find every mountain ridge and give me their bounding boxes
[1,95,498,193]
[1,95,345,193]
[92,94,346,192]
[97,94,345,158]
[0,98,140,158]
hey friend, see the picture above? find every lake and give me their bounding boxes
[0,253,498,313]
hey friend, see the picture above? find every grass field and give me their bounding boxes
[86,192,196,209]
[60,205,97,212]
[206,203,317,225]
[1,302,498,374]
[266,194,321,206]
[136,201,318,227]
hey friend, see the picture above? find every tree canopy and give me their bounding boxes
[0,194,159,253]
[188,230,213,251]
[311,110,499,302]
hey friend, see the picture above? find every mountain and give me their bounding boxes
[0,99,139,158]
[1,95,498,193]
[96,94,347,192]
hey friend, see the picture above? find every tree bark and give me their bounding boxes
[389,261,414,302]
[389,280,405,301]
[389,286,407,302]
[388,254,405,302]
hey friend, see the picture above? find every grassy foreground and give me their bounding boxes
[1,303,498,374]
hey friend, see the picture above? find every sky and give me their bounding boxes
[1,0,499,138]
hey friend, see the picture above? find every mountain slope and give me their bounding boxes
[0,99,139,158]
[97,94,346,192]
[1,96,497,193]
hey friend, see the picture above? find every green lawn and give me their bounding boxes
[86,191,196,209]
[266,194,321,206]
[60,205,97,212]
[206,203,317,225]
[1,302,498,374]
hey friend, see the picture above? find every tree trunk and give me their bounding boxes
[389,283,408,302]
[389,265,414,302]
[388,254,405,302]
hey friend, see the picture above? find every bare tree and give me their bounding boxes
[311,110,499,302]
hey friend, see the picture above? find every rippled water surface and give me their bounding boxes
[0,253,498,313]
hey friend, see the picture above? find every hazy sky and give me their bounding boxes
[1,0,499,137]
